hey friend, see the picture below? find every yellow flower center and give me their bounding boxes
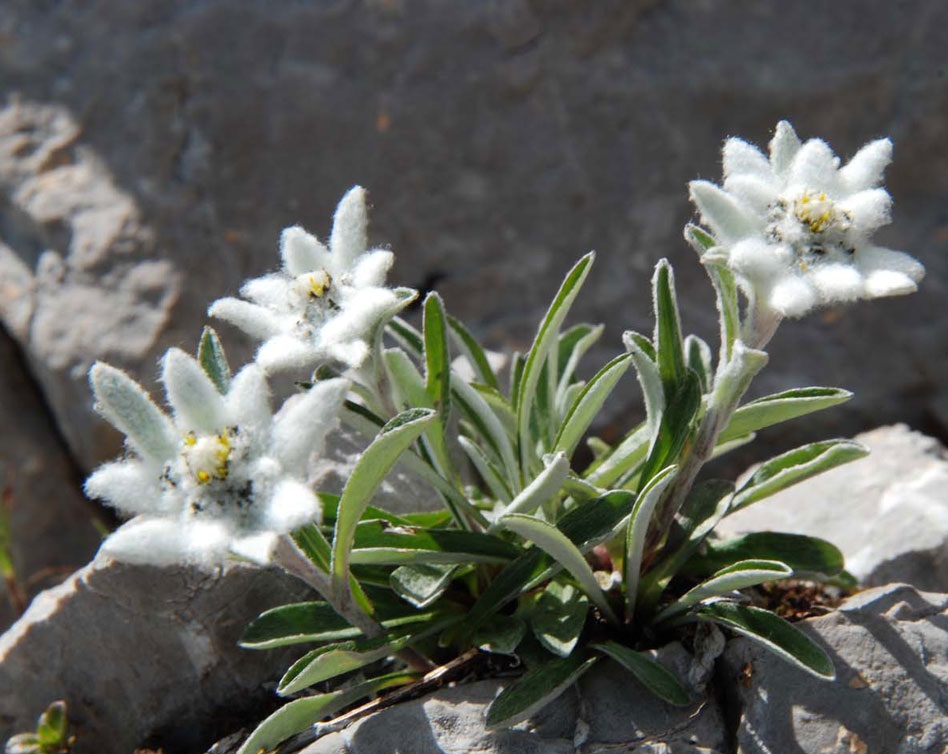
[305,270,332,298]
[183,429,234,485]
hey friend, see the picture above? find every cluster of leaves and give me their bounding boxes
[5,702,74,754]
[230,243,862,753]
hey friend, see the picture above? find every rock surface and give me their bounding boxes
[717,425,948,591]
[0,553,312,754]
[1,1,947,479]
[722,584,948,754]
[306,644,728,754]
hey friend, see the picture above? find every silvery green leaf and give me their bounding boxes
[331,409,437,601]
[423,292,451,427]
[452,376,518,483]
[383,348,429,410]
[447,314,501,391]
[684,334,713,394]
[531,579,589,657]
[501,452,570,517]
[474,614,526,655]
[197,326,231,393]
[651,260,686,395]
[592,641,690,706]
[624,466,678,614]
[390,563,456,608]
[719,387,853,443]
[684,532,845,581]
[655,559,792,623]
[585,423,649,489]
[486,655,598,729]
[731,439,869,512]
[638,373,700,485]
[89,362,176,462]
[388,316,424,358]
[697,602,835,680]
[553,353,633,457]
[516,253,595,474]
[351,521,518,565]
[622,331,663,435]
[703,261,740,363]
[683,223,717,254]
[498,513,617,623]
[556,323,604,399]
[458,435,513,503]
[236,671,415,754]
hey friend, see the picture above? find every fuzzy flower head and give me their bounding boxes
[84,349,347,566]
[689,121,924,317]
[209,186,415,373]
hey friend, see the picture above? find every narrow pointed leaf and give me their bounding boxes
[554,354,633,457]
[383,348,429,410]
[719,388,853,443]
[697,602,835,679]
[623,332,663,435]
[652,260,686,391]
[447,314,501,390]
[387,316,424,357]
[197,326,231,393]
[278,633,408,696]
[517,254,595,473]
[453,377,518,482]
[351,522,519,565]
[592,641,690,706]
[501,453,570,517]
[486,656,598,729]
[684,334,713,394]
[556,323,604,399]
[423,292,451,426]
[236,671,416,754]
[498,513,617,623]
[731,440,868,511]
[704,261,740,363]
[330,409,437,598]
[638,372,700,486]
[656,559,792,622]
[625,466,678,613]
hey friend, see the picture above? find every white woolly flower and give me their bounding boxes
[209,186,415,372]
[689,121,924,317]
[84,349,347,566]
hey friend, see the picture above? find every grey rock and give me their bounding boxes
[718,425,948,591]
[0,327,101,633]
[721,583,948,754]
[1,1,947,481]
[305,645,727,754]
[0,552,312,754]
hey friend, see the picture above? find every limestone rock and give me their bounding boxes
[305,644,728,754]
[0,553,312,754]
[721,584,948,754]
[718,425,948,591]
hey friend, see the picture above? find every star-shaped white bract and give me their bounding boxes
[689,121,924,317]
[209,186,414,373]
[84,349,348,566]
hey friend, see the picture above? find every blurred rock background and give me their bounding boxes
[1,0,947,626]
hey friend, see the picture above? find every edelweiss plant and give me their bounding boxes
[84,122,924,754]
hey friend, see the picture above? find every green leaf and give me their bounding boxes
[383,348,430,410]
[638,372,700,486]
[684,223,716,254]
[553,353,633,457]
[278,632,409,696]
[592,641,690,706]
[731,439,869,512]
[704,259,740,363]
[424,292,452,426]
[351,521,519,565]
[531,579,589,657]
[240,597,440,650]
[656,559,793,623]
[474,614,526,654]
[497,514,617,623]
[684,334,713,394]
[452,377,518,483]
[390,563,457,608]
[447,314,501,391]
[585,424,649,489]
[331,409,437,601]
[719,387,853,443]
[501,452,570,517]
[197,326,231,393]
[556,323,605,406]
[465,491,635,631]
[517,254,595,474]
[624,466,678,614]
[35,702,68,749]
[697,602,835,680]
[652,260,686,392]
[236,671,415,754]
[459,435,513,502]
[684,532,845,581]
[486,655,598,729]
[388,316,424,357]
[622,332,663,436]
[292,522,333,572]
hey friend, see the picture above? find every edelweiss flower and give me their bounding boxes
[209,186,415,372]
[84,349,347,565]
[689,121,924,317]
